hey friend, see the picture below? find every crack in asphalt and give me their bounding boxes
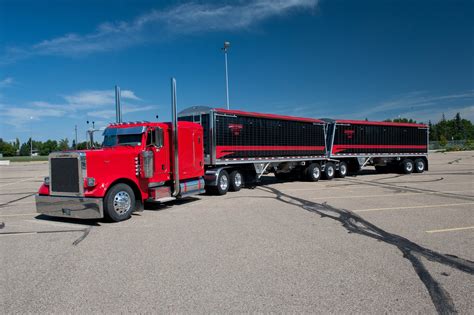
[343,178,474,201]
[257,186,474,315]
[0,227,92,246]
[0,193,36,208]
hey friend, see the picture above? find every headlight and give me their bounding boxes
[86,177,96,187]
[44,176,50,186]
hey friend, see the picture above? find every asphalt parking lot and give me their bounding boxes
[1,151,473,313]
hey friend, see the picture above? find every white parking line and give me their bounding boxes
[0,177,38,188]
[426,226,474,233]
[311,190,472,201]
[354,202,474,213]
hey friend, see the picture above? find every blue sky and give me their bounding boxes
[0,0,473,143]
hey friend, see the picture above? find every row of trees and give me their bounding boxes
[0,138,92,157]
[384,113,474,142]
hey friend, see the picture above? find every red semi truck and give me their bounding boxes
[35,80,428,222]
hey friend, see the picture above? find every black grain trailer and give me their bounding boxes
[324,119,429,175]
[179,106,337,194]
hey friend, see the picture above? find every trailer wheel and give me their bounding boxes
[305,163,321,182]
[413,158,425,173]
[229,170,243,192]
[104,183,135,222]
[323,163,335,180]
[208,170,230,195]
[336,162,348,178]
[401,159,414,174]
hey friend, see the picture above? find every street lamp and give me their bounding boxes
[222,41,231,109]
[30,116,33,158]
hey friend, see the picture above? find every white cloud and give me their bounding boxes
[1,0,318,63]
[352,90,474,121]
[1,88,152,128]
[0,103,67,128]
[0,77,13,87]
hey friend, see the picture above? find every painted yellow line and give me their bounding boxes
[311,190,473,201]
[426,226,474,233]
[354,202,474,213]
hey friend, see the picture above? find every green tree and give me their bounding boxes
[0,139,17,156]
[19,139,31,156]
[58,138,69,151]
[40,140,58,155]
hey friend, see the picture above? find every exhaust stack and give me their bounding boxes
[171,78,180,197]
[115,85,122,123]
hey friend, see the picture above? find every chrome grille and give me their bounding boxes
[49,152,85,196]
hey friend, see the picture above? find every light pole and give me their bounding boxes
[222,41,231,109]
[30,116,33,158]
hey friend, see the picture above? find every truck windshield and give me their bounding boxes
[102,126,145,147]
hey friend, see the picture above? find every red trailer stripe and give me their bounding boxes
[332,144,427,154]
[216,145,326,158]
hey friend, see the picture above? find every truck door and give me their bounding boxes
[146,127,170,181]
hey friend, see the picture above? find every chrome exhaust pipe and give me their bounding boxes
[115,85,122,123]
[171,78,180,197]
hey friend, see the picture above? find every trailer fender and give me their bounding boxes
[204,167,229,187]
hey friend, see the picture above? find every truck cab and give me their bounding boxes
[36,121,205,222]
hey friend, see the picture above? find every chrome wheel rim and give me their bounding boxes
[219,174,229,191]
[327,166,334,177]
[340,164,347,175]
[312,167,320,179]
[234,173,242,187]
[113,191,131,215]
[406,162,413,172]
[416,161,424,171]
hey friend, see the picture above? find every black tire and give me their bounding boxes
[414,158,425,173]
[208,170,230,195]
[305,163,321,182]
[336,162,348,178]
[323,162,335,180]
[229,170,243,192]
[104,183,135,222]
[400,159,414,174]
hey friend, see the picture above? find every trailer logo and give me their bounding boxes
[344,129,355,139]
[228,124,243,136]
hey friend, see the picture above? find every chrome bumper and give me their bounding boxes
[35,195,103,219]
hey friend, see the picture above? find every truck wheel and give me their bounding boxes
[229,170,243,192]
[208,170,230,195]
[401,159,414,174]
[305,163,321,182]
[336,162,348,178]
[323,163,335,180]
[414,158,425,173]
[104,183,135,222]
